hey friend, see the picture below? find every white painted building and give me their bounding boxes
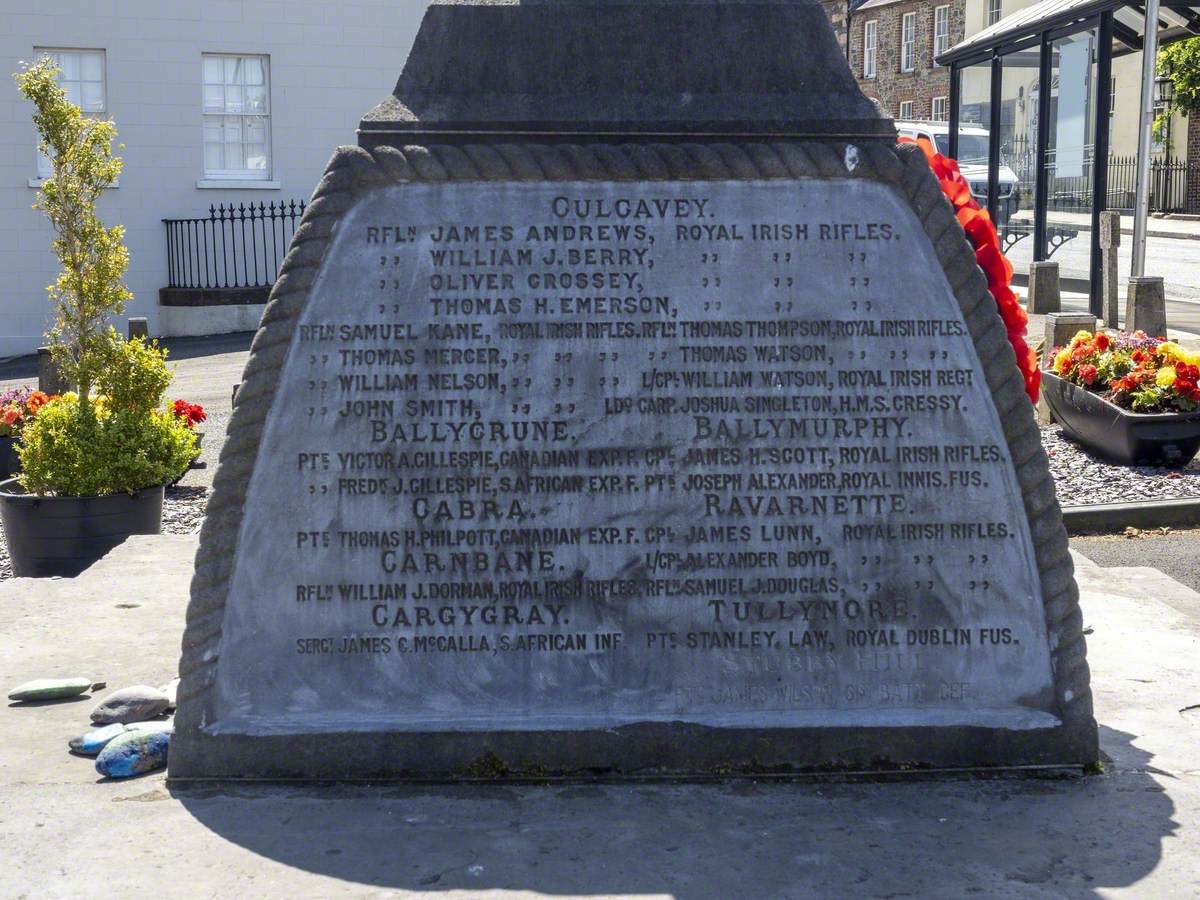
[0,0,425,359]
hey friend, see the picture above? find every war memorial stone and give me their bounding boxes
[170,0,1098,780]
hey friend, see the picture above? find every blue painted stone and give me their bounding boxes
[95,730,170,779]
[8,677,92,702]
[69,723,126,756]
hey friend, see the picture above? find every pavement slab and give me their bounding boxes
[1,536,1199,898]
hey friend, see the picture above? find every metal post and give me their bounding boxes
[987,53,1003,224]
[949,63,961,159]
[1033,33,1053,261]
[1132,0,1161,276]
[1090,12,1113,316]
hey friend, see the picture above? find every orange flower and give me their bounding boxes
[25,390,50,413]
[1094,332,1111,352]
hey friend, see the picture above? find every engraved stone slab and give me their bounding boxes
[218,179,1052,731]
[171,166,1096,779]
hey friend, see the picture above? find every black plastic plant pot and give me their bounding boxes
[0,436,17,481]
[0,479,164,577]
[1042,370,1200,467]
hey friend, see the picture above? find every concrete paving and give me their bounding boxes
[1,536,1199,898]
[1072,528,1200,595]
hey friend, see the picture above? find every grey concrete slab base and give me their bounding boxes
[1062,498,1200,534]
[0,537,1195,895]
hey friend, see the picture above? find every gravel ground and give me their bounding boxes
[1042,425,1200,507]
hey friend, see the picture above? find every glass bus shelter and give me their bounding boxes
[937,0,1200,315]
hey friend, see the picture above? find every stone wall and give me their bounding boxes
[819,0,851,53]
[848,0,965,120]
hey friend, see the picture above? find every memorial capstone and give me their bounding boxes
[171,0,1098,780]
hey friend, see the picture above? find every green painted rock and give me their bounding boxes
[89,685,170,725]
[95,730,170,778]
[8,677,93,702]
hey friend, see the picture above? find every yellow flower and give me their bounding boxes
[1053,348,1072,373]
[1157,341,1182,360]
[1157,366,1178,387]
[1070,330,1093,347]
[62,391,78,402]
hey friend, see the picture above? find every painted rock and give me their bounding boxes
[126,718,174,735]
[69,723,127,756]
[95,730,170,779]
[89,685,170,725]
[8,677,93,702]
[158,678,179,710]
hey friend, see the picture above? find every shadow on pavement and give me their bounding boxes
[0,332,253,382]
[175,724,1173,897]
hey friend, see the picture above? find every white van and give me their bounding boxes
[895,121,1021,224]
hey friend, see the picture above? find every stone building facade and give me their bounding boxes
[847,0,966,121]
[820,0,851,53]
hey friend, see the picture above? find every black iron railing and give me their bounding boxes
[1006,137,1197,214]
[163,200,306,290]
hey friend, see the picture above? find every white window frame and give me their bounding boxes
[899,100,915,119]
[932,95,949,121]
[900,13,917,73]
[33,48,106,180]
[933,5,951,57]
[201,53,272,182]
[987,0,1003,26]
[863,20,878,78]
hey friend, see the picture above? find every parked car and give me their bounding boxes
[895,121,1020,225]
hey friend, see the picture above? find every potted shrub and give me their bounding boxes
[0,387,52,479]
[1042,329,1200,467]
[0,59,195,577]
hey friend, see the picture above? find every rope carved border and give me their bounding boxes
[175,140,1094,752]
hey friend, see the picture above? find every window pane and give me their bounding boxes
[224,56,239,85]
[203,84,224,113]
[81,52,102,81]
[245,145,268,170]
[225,84,245,114]
[244,117,266,143]
[203,57,223,85]
[245,84,267,113]
[59,52,79,81]
[81,81,103,112]
[222,115,243,142]
[244,57,264,85]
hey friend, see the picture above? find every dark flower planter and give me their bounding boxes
[1042,370,1200,467]
[0,436,18,480]
[0,479,164,578]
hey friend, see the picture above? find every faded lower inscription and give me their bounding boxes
[212,179,1058,734]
